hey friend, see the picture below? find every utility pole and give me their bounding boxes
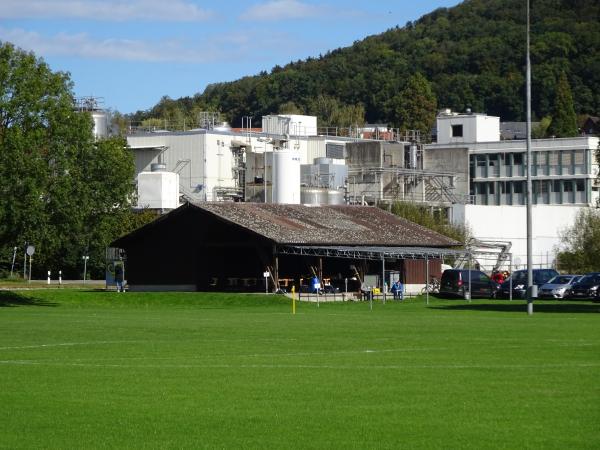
[526,0,534,315]
[10,247,17,278]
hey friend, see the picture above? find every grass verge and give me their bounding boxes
[1,290,599,449]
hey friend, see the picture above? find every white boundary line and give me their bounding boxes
[0,341,141,351]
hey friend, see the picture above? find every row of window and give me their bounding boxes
[470,150,589,178]
[471,179,589,205]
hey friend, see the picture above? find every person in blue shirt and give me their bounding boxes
[311,276,321,294]
[391,279,404,300]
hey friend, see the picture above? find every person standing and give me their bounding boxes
[115,263,124,293]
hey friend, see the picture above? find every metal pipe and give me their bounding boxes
[382,255,386,305]
[509,253,513,301]
[468,252,472,302]
[425,254,429,305]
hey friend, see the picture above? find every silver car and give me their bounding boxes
[538,275,581,299]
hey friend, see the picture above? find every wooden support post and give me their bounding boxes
[274,254,279,292]
[318,257,323,285]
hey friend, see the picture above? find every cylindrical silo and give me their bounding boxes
[301,187,345,206]
[92,111,108,139]
[327,189,345,205]
[272,150,301,204]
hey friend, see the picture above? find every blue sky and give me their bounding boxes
[1,0,462,114]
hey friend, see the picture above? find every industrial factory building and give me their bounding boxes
[126,114,445,210]
[111,202,462,293]
[122,109,599,272]
[128,114,356,208]
[427,110,600,269]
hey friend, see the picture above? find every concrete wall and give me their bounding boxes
[424,147,470,197]
[345,141,407,203]
[451,204,587,268]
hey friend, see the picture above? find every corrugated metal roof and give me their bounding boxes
[191,202,460,247]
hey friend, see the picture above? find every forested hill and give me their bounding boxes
[133,0,600,128]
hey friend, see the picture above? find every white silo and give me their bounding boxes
[92,110,108,139]
[272,150,301,204]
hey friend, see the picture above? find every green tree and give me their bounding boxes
[556,208,600,272]
[390,73,437,137]
[278,101,304,115]
[548,72,578,137]
[307,95,365,129]
[389,201,469,244]
[0,42,137,278]
[532,116,552,138]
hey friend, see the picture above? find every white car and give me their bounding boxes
[538,275,581,299]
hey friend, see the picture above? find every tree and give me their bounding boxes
[278,101,304,115]
[548,72,578,137]
[307,95,365,129]
[532,116,552,138]
[390,73,437,138]
[389,201,469,244]
[0,42,137,278]
[556,208,600,272]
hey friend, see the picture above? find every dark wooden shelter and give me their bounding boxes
[111,202,462,292]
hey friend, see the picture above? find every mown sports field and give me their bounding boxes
[1,290,599,449]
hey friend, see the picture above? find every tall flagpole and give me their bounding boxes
[526,0,534,315]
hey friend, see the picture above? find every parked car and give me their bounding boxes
[497,269,559,299]
[538,275,581,299]
[567,273,600,300]
[440,269,499,299]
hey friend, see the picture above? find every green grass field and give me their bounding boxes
[1,290,599,449]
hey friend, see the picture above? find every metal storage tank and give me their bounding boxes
[301,188,328,206]
[272,150,301,204]
[301,188,345,205]
[213,122,231,132]
[92,111,108,139]
[327,189,345,205]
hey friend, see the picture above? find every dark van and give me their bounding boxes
[440,269,498,299]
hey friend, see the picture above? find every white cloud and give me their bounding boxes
[0,27,296,64]
[0,0,213,22]
[0,27,217,63]
[241,0,324,21]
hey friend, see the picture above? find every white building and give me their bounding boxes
[126,115,356,206]
[427,110,599,268]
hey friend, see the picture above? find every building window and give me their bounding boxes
[451,125,463,137]
[513,153,523,165]
[488,154,499,176]
[513,181,523,193]
[576,179,585,191]
[476,155,486,167]
[552,180,561,192]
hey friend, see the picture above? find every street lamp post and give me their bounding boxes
[526,0,535,315]
[82,255,89,284]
